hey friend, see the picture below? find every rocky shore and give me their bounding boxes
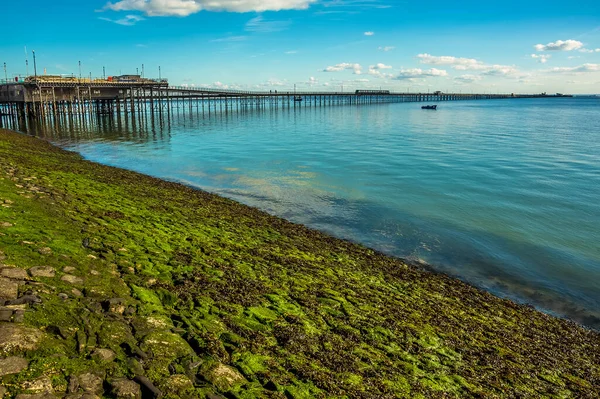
[0,128,599,398]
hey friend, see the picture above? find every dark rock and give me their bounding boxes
[103,298,126,315]
[133,376,162,399]
[206,394,226,399]
[123,306,136,316]
[110,378,142,399]
[5,294,41,306]
[127,358,144,377]
[0,356,29,376]
[28,266,55,278]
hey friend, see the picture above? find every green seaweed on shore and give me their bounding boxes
[0,128,599,398]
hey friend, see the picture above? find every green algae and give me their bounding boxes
[1,129,600,398]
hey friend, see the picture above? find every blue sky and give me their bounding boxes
[1,0,599,93]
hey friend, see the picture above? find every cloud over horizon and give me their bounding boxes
[534,39,583,52]
[103,0,317,16]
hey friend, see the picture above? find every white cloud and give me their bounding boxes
[531,54,551,63]
[417,53,483,68]
[322,63,363,74]
[417,53,520,77]
[368,63,393,78]
[534,39,583,52]
[579,48,600,53]
[394,68,448,80]
[245,15,291,33]
[378,46,395,52]
[364,31,374,36]
[103,0,317,16]
[549,63,600,73]
[98,14,144,25]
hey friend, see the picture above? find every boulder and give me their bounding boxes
[0,323,43,354]
[110,378,142,399]
[21,376,53,393]
[201,362,246,392]
[77,373,104,394]
[0,278,18,301]
[91,348,116,362]
[1,267,28,280]
[28,267,55,278]
[61,275,84,285]
[0,356,29,376]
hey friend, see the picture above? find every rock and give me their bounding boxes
[140,331,193,360]
[90,270,99,276]
[58,293,69,300]
[0,222,13,228]
[0,278,19,301]
[61,275,84,285]
[21,376,53,393]
[15,394,58,399]
[63,266,76,273]
[28,266,55,278]
[0,324,43,354]
[77,373,104,394]
[13,310,25,323]
[0,386,6,397]
[201,363,246,392]
[37,247,52,256]
[71,288,83,297]
[0,356,29,376]
[163,374,194,396]
[1,267,28,280]
[67,375,80,393]
[91,348,116,362]
[110,378,142,399]
[0,308,13,322]
[133,376,162,399]
[103,298,126,315]
[206,394,226,399]
[5,294,42,306]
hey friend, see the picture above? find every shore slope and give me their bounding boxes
[0,129,598,398]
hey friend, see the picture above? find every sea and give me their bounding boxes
[10,97,600,329]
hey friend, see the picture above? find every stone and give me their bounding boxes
[0,309,13,322]
[71,288,83,297]
[21,376,53,393]
[91,348,116,362]
[37,247,52,256]
[63,266,77,273]
[0,222,13,228]
[1,267,28,280]
[0,323,43,355]
[28,266,55,278]
[103,298,126,315]
[163,374,194,396]
[77,373,104,394]
[0,356,29,376]
[201,363,246,392]
[58,293,69,300]
[61,275,84,285]
[5,294,42,306]
[0,278,19,301]
[0,386,6,397]
[15,394,58,399]
[110,378,142,399]
[13,310,25,323]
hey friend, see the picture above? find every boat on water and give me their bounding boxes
[294,96,303,102]
[421,105,437,110]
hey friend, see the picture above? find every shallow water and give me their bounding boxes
[14,97,600,328]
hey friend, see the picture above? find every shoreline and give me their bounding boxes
[1,128,599,398]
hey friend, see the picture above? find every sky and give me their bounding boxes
[1,0,600,93]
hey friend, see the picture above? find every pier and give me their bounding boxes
[0,75,568,131]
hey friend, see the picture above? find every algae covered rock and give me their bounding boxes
[21,376,53,393]
[61,275,84,285]
[110,378,142,399]
[140,331,193,359]
[0,278,18,301]
[77,372,104,394]
[162,374,194,396]
[200,362,247,392]
[1,267,28,280]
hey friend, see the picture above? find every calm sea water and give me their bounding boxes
[17,98,600,328]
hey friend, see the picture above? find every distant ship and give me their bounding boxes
[294,96,303,102]
[421,105,437,110]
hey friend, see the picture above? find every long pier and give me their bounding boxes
[0,78,567,131]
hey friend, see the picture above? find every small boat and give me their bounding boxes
[294,96,303,102]
[421,105,437,110]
